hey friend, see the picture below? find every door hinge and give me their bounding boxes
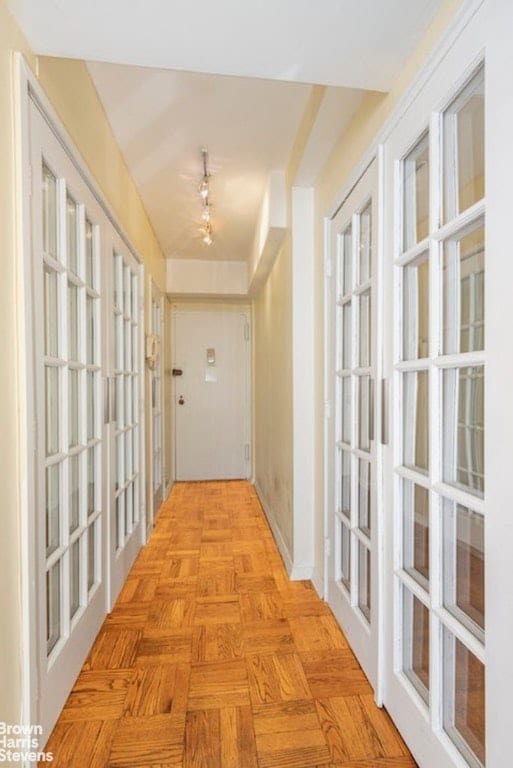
[324,538,331,557]
[244,322,250,341]
[244,444,250,461]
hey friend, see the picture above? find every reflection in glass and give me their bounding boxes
[403,588,430,703]
[67,195,78,275]
[341,376,351,444]
[359,203,372,284]
[85,219,94,288]
[340,521,351,591]
[403,371,429,473]
[359,290,371,367]
[42,166,57,260]
[87,371,96,442]
[444,67,485,221]
[68,282,79,361]
[87,522,96,591]
[46,464,60,556]
[70,539,80,618]
[358,459,371,535]
[444,632,485,766]
[443,501,484,633]
[69,454,80,532]
[403,253,429,360]
[44,267,59,358]
[87,447,95,516]
[443,366,484,495]
[358,542,371,621]
[116,493,124,550]
[342,302,352,370]
[443,223,484,354]
[403,132,429,250]
[45,365,59,456]
[342,225,352,295]
[69,368,79,448]
[358,375,371,451]
[46,562,61,655]
[86,296,95,365]
[403,480,429,585]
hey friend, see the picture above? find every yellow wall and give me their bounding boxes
[0,0,166,731]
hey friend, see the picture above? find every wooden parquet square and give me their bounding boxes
[41,480,415,768]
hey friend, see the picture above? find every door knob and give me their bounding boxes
[178,395,185,405]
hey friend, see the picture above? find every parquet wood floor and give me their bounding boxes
[42,481,417,768]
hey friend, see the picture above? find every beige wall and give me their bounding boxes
[253,235,294,552]
[0,0,166,730]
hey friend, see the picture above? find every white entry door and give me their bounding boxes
[326,160,380,692]
[173,306,251,481]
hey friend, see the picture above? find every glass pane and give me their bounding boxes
[403,588,430,703]
[46,562,61,655]
[444,501,484,633]
[87,446,96,517]
[443,632,485,766]
[85,219,94,288]
[67,195,78,275]
[444,68,485,221]
[42,165,58,260]
[45,365,59,456]
[125,481,133,535]
[87,521,96,591]
[443,366,484,496]
[358,375,371,451]
[131,272,138,322]
[125,429,133,480]
[342,225,352,295]
[116,433,124,491]
[403,370,429,473]
[70,539,80,618]
[340,451,351,517]
[403,253,429,360]
[403,132,429,250]
[116,493,124,550]
[341,376,351,444]
[359,202,372,284]
[342,302,352,370]
[44,267,59,358]
[69,454,80,533]
[132,477,138,526]
[403,480,429,585]
[358,459,371,535]
[116,375,124,429]
[114,252,122,312]
[359,290,371,367]
[358,542,371,621]
[443,222,485,354]
[87,371,95,441]
[69,368,79,448]
[124,265,130,317]
[68,282,79,361]
[115,314,123,371]
[86,296,95,365]
[125,320,132,371]
[46,464,60,556]
[340,521,351,591]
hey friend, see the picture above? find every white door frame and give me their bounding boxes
[15,55,146,737]
[146,277,165,536]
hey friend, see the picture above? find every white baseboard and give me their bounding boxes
[311,567,325,599]
[253,481,314,582]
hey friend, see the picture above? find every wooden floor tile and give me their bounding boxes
[43,481,416,768]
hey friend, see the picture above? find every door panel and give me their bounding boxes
[327,160,380,692]
[173,307,251,481]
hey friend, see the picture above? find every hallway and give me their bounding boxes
[43,481,415,768]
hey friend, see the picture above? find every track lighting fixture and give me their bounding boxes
[199,147,213,245]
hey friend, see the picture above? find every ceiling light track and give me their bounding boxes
[199,147,213,246]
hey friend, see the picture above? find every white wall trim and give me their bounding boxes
[291,186,315,576]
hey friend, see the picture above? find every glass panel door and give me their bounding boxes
[150,283,163,525]
[327,160,380,691]
[385,62,485,768]
[30,103,106,740]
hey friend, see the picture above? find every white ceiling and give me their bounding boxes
[7,0,447,264]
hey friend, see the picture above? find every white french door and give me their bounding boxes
[383,12,486,768]
[29,103,106,738]
[149,281,164,528]
[27,93,145,739]
[327,160,380,692]
[107,235,144,606]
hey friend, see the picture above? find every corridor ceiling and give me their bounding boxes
[7,0,446,262]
